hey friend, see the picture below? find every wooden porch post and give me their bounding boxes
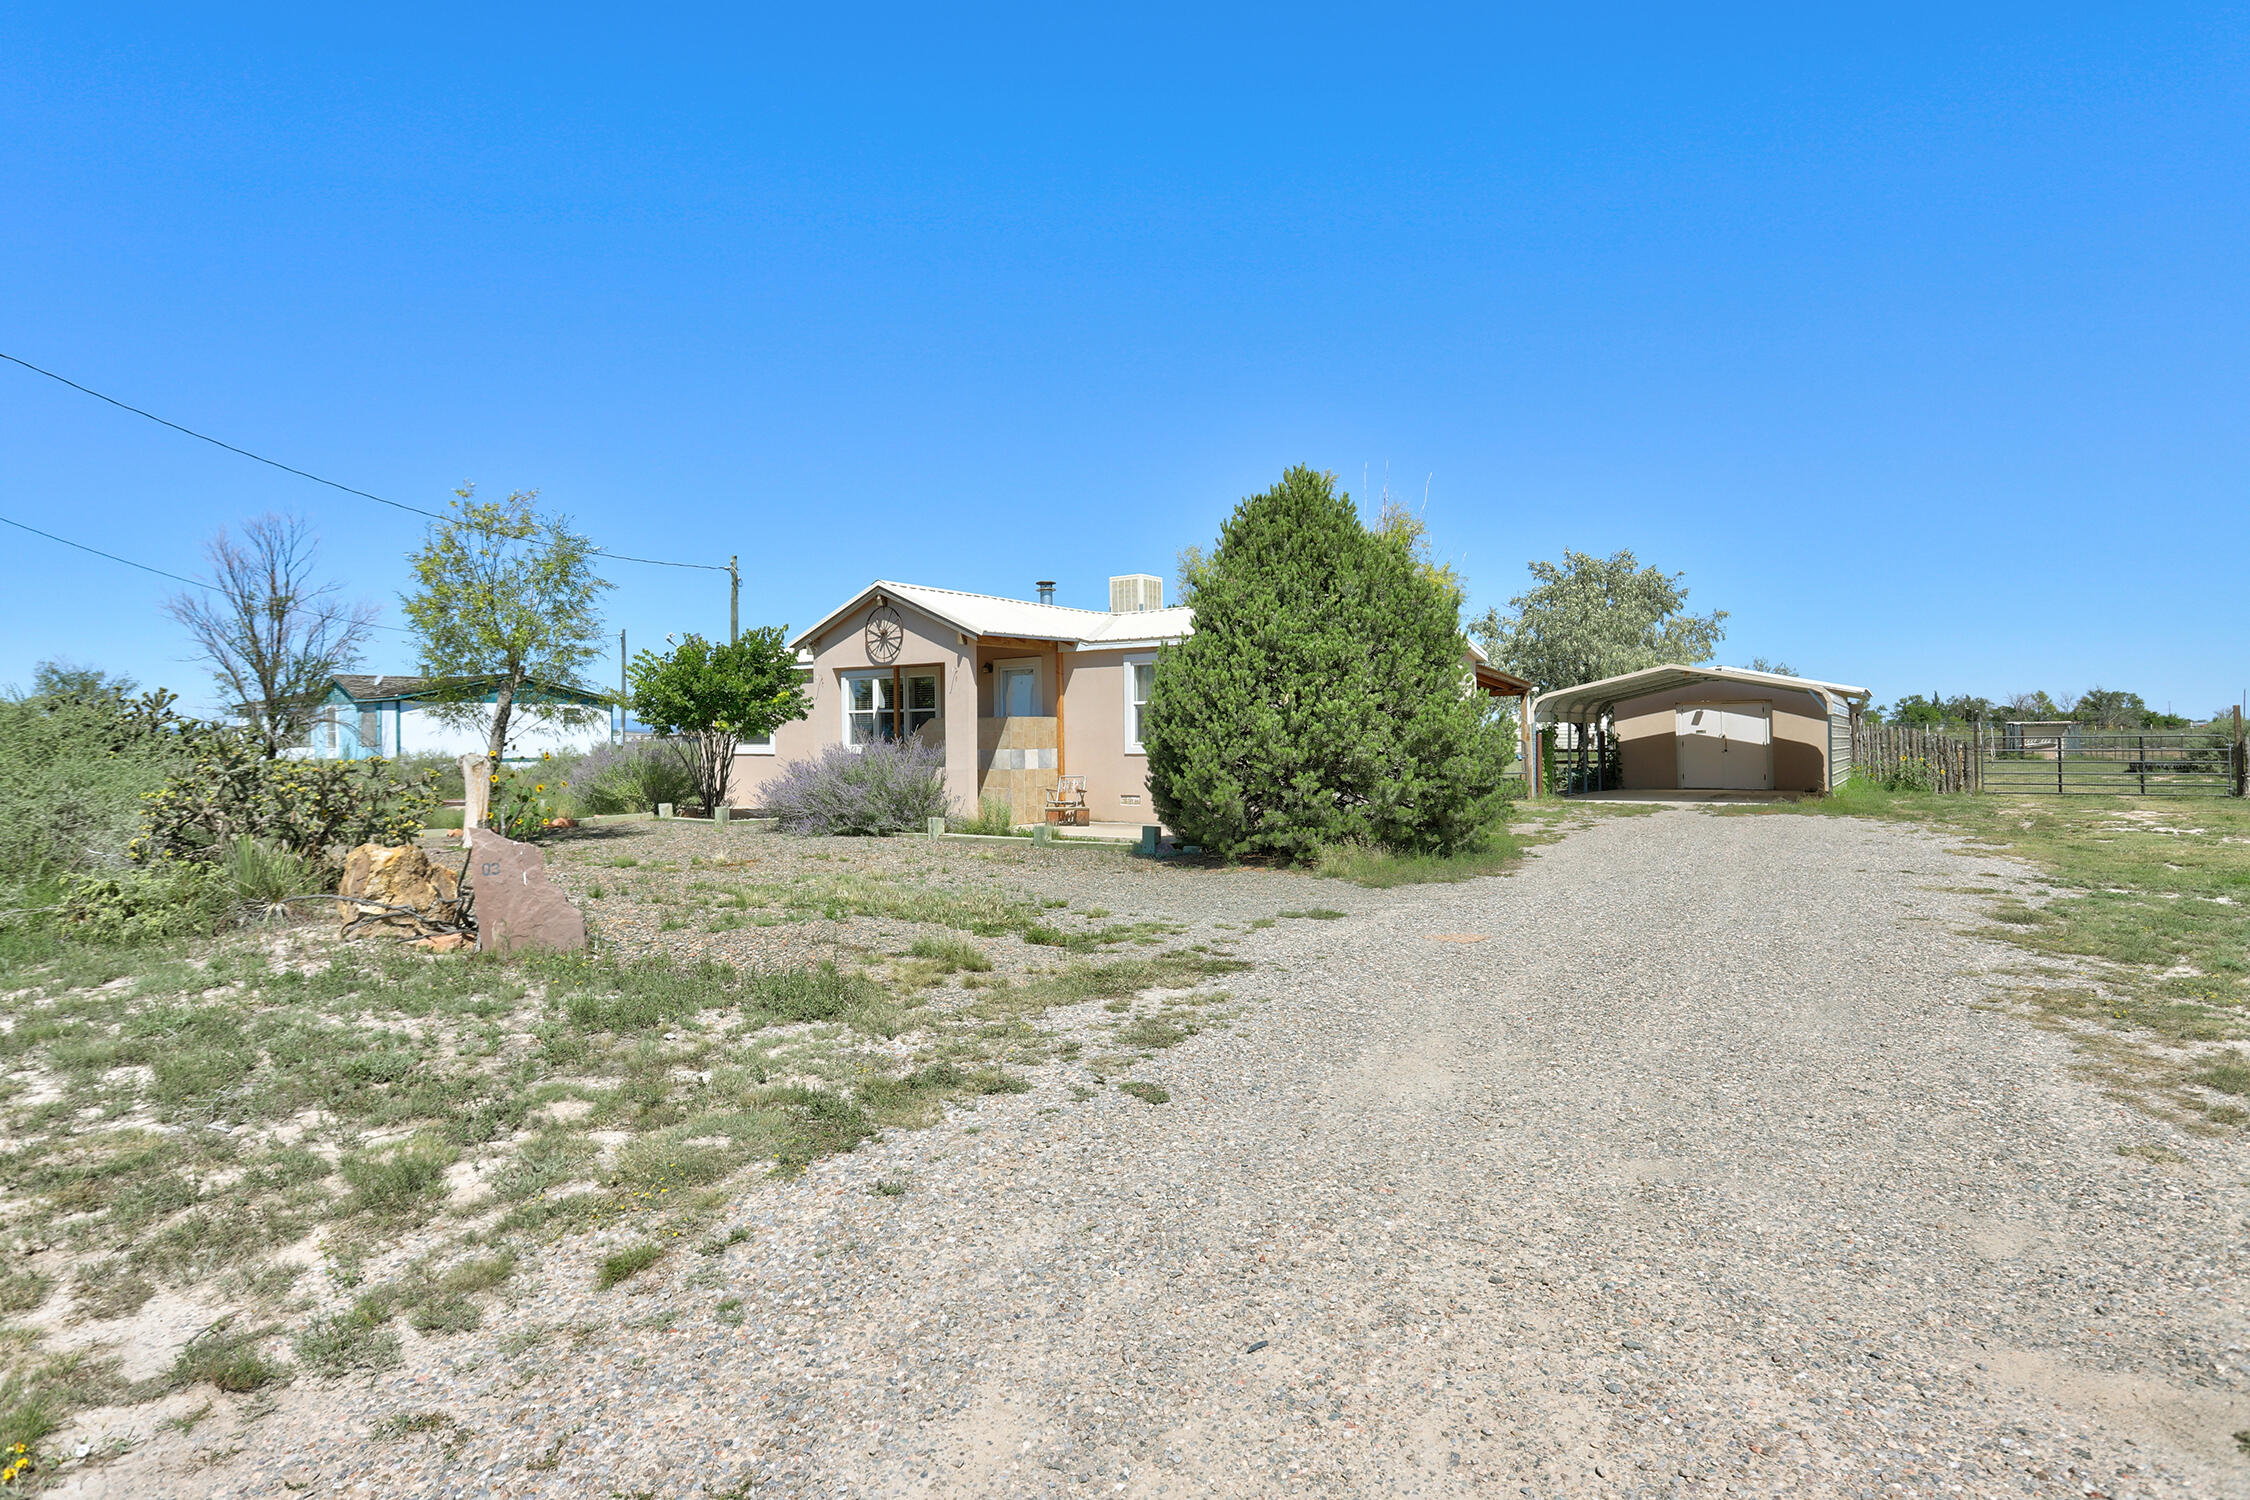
[1054,643,1067,776]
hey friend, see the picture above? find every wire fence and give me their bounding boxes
[1853,722,2248,798]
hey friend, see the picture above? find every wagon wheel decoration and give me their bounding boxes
[865,604,905,663]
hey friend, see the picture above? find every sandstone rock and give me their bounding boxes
[470,833,588,955]
[411,932,470,953]
[336,844,463,932]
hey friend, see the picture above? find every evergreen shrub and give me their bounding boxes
[1144,465,1507,860]
[572,742,698,815]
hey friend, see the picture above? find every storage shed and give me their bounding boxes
[1528,665,1870,795]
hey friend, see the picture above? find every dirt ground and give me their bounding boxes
[35,810,2250,1498]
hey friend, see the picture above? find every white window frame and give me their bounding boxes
[901,669,941,738]
[1123,654,1155,754]
[993,657,1041,719]
[843,668,942,747]
[843,670,894,747]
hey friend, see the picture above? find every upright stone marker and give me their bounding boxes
[472,833,588,955]
[459,754,492,839]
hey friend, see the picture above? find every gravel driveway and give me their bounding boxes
[144,810,2250,1498]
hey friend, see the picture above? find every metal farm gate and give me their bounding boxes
[1978,728,2245,798]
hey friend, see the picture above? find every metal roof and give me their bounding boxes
[792,580,1194,651]
[793,580,1528,694]
[1530,663,1869,721]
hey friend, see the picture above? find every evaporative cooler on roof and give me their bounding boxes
[1109,574,1163,613]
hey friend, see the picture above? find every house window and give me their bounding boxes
[359,710,381,753]
[846,673,892,745]
[324,712,339,753]
[904,672,939,736]
[845,671,940,744]
[1125,658,1154,753]
[998,666,1037,718]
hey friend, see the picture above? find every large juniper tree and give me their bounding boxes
[1143,465,1505,860]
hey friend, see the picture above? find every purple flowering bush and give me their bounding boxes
[763,739,950,836]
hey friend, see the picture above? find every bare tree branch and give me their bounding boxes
[165,514,379,759]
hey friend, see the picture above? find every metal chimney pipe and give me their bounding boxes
[1036,580,1056,604]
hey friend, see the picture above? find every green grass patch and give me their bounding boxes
[1115,1015,1198,1050]
[963,951,1248,1024]
[339,1138,456,1220]
[2196,1062,2250,1096]
[0,1270,52,1315]
[596,1241,666,1289]
[294,1296,403,1376]
[1314,828,1523,887]
[906,935,993,972]
[858,1061,1031,1128]
[170,1321,284,1392]
[1117,1081,1170,1105]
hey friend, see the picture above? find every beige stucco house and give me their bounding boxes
[730,575,1530,826]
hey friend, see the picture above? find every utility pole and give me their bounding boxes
[617,629,627,745]
[729,555,740,644]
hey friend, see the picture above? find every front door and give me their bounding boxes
[1676,703,1772,789]
[998,667,1037,718]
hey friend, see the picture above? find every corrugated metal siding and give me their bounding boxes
[1828,707,1853,789]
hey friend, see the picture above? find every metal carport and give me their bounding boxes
[1527,664,1870,797]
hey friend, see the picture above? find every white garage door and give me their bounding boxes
[1676,703,1772,790]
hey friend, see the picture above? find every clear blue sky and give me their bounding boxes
[4,5,2244,717]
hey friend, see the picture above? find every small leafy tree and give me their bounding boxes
[627,628,810,813]
[165,513,379,758]
[1144,465,1505,860]
[1470,549,1726,692]
[401,486,611,762]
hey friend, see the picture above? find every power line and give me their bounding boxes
[0,512,418,636]
[0,351,727,572]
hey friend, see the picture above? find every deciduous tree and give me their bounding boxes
[401,487,611,762]
[627,628,810,814]
[1470,549,1726,693]
[165,515,377,758]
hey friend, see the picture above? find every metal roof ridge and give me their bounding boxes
[874,579,1114,616]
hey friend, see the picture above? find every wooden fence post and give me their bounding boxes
[2223,710,2241,805]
